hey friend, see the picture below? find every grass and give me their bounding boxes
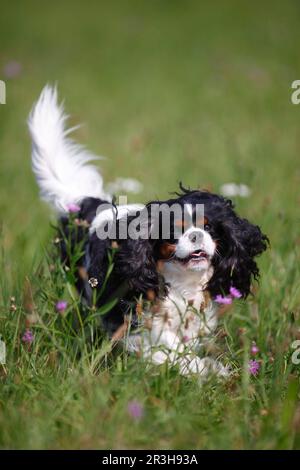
[0,0,300,449]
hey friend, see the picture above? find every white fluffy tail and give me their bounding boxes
[28,85,110,213]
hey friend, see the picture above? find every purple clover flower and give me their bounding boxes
[22,329,34,344]
[229,287,242,298]
[215,295,232,305]
[249,359,260,376]
[56,300,68,313]
[3,61,22,79]
[66,203,81,213]
[250,343,260,355]
[127,400,144,421]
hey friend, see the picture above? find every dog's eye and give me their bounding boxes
[204,223,211,231]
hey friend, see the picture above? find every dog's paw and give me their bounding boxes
[179,355,230,379]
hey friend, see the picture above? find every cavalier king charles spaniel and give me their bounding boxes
[29,86,268,377]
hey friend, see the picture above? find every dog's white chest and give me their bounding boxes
[126,263,226,377]
[148,262,218,349]
[150,287,217,346]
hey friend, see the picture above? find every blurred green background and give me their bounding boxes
[1,0,300,450]
[0,0,299,280]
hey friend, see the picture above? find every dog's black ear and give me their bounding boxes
[114,237,164,296]
[111,205,165,297]
[208,217,269,298]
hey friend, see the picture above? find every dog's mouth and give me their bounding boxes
[176,249,209,264]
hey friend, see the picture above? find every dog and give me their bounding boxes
[29,86,268,377]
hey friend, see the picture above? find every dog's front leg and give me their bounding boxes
[142,329,184,366]
[144,329,230,378]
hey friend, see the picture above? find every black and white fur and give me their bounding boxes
[29,86,268,377]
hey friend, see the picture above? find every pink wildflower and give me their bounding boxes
[249,359,260,376]
[56,300,68,313]
[127,400,144,421]
[215,295,232,305]
[250,343,260,355]
[229,287,242,298]
[67,203,81,213]
[3,61,22,79]
[22,329,34,344]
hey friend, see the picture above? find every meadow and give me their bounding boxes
[0,0,300,449]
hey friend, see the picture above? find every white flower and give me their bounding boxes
[219,183,251,198]
[88,277,98,288]
[106,178,143,195]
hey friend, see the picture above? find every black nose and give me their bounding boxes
[189,231,203,243]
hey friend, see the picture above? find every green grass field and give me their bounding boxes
[1,0,300,449]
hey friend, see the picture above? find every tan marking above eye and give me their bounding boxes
[195,216,208,227]
[174,219,189,228]
[159,242,176,259]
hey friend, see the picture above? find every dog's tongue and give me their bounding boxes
[191,250,206,258]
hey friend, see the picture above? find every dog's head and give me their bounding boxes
[146,185,269,298]
[90,185,269,300]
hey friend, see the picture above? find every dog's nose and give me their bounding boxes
[189,231,203,244]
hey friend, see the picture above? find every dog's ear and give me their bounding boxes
[115,237,164,296]
[208,217,269,298]
[114,206,166,297]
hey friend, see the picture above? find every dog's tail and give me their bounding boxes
[28,85,110,212]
